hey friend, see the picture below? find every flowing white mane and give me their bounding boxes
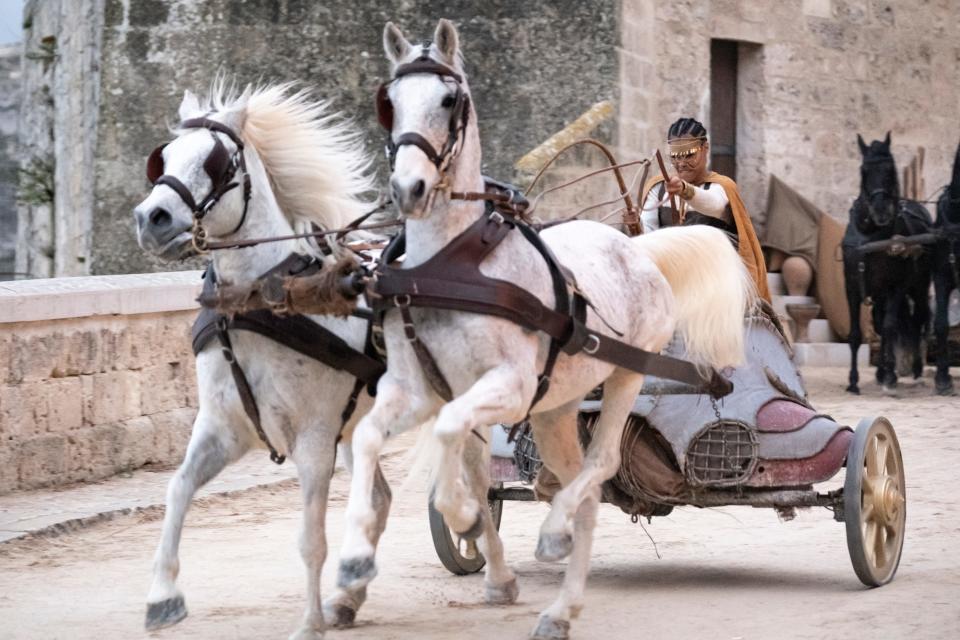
[201,81,377,236]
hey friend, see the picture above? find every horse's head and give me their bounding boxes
[133,91,251,261]
[855,132,900,232]
[378,19,476,218]
[939,137,960,227]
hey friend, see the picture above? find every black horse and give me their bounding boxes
[842,133,933,394]
[931,139,960,394]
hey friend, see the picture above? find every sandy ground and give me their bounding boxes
[1,367,958,640]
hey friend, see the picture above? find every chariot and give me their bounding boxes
[429,302,907,588]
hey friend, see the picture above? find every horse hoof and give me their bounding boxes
[145,595,187,630]
[846,384,860,395]
[936,381,956,396]
[337,557,377,590]
[323,603,357,628]
[484,577,519,605]
[455,511,485,541]
[535,531,573,563]
[530,615,570,640]
[288,628,324,640]
[881,385,899,397]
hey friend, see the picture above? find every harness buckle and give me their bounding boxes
[221,347,236,364]
[394,294,411,308]
[489,210,505,226]
[402,321,417,341]
[583,334,601,355]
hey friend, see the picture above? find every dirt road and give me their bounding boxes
[1,367,958,639]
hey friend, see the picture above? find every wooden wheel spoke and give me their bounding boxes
[874,524,887,568]
[861,499,875,523]
[875,437,890,476]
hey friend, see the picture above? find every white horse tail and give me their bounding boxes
[633,225,756,369]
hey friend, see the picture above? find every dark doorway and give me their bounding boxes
[710,39,738,180]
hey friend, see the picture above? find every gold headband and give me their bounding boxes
[668,136,707,159]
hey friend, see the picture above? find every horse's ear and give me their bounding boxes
[883,130,891,149]
[857,133,868,156]
[383,22,413,64]
[433,19,460,63]
[178,90,200,120]
[218,93,249,133]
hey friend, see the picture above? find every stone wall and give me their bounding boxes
[619,0,960,232]
[0,45,20,279]
[88,0,618,274]
[0,272,201,494]
[16,0,104,279]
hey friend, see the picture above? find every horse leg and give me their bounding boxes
[323,443,391,627]
[431,365,530,537]
[145,413,245,630]
[845,279,863,394]
[880,293,903,391]
[531,371,643,640]
[461,426,519,605]
[535,369,640,563]
[287,430,341,640]
[910,281,931,380]
[337,376,432,591]
[933,270,955,394]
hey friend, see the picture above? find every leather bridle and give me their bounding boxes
[376,44,471,175]
[146,117,252,252]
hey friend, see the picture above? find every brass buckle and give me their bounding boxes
[191,219,210,254]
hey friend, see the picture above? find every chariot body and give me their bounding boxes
[429,302,906,589]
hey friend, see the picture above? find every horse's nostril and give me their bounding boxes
[149,207,172,227]
[412,180,425,199]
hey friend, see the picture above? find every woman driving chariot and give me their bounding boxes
[641,117,771,301]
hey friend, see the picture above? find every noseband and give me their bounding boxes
[375,45,471,172]
[145,117,252,252]
[859,156,899,228]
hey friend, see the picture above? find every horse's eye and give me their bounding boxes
[441,95,456,109]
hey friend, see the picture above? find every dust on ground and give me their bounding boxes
[0,367,958,639]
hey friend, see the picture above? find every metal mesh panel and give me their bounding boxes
[512,422,543,484]
[684,420,757,487]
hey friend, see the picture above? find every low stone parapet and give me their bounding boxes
[0,272,203,494]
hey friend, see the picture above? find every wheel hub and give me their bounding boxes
[875,476,903,525]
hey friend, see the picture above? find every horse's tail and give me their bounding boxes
[632,225,756,369]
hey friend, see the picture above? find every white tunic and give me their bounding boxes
[641,181,731,234]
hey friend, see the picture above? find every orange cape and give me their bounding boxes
[640,172,770,301]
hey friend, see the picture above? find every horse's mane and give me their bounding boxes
[201,81,377,244]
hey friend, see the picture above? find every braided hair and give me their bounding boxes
[668,117,707,140]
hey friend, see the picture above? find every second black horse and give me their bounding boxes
[842,133,933,394]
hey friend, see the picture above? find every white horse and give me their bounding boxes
[133,83,392,639]
[336,20,756,640]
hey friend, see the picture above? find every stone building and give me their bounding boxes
[7,0,960,276]
[0,45,20,278]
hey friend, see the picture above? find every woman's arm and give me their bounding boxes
[641,185,663,233]
[685,183,731,221]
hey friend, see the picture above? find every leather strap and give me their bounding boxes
[372,211,733,403]
[397,300,454,401]
[192,260,387,463]
[215,316,285,464]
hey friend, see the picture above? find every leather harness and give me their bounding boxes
[370,207,733,420]
[192,254,385,464]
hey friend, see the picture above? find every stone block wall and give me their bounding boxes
[620,0,960,231]
[85,0,619,275]
[0,272,201,494]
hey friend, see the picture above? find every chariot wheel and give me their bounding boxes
[844,416,906,587]
[428,487,503,575]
